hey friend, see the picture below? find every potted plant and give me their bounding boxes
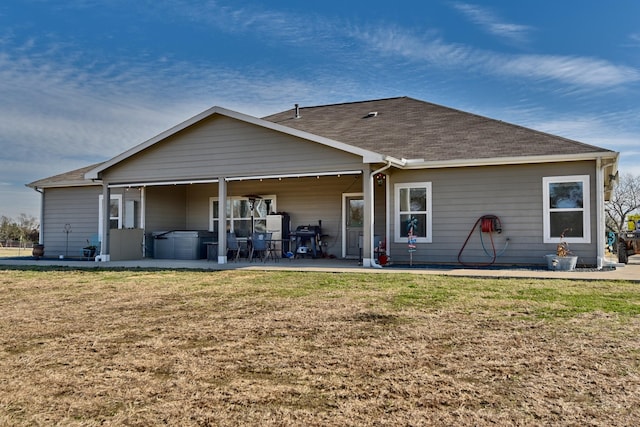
[545,228,578,271]
[32,243,45,260]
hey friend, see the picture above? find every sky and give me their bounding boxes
[1,0,639,220]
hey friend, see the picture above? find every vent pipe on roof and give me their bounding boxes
[294,104,301,119]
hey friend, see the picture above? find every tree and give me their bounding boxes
[17,213,40,242]
[0,216,16,243]
[606,173,640,233]
[0,214,39,245]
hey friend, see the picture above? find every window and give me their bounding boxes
[543,175,590,243]
[210,196,276,237]
[98,194,122,239]
[394,182,432,243]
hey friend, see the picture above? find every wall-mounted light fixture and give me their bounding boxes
[374,173,386,186]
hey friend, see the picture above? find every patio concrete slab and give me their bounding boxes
[1,255,638,282]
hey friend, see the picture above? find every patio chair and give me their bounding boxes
[227,233,243,262]
[249,232,271,262]
[266,234,280,262]
[81,234,101,260]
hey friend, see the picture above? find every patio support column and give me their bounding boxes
[596,157,605,269]
[362,167,374,267]
[218,178,227,264]
[99,183,111,262]
[140,187,146,257]
[367,161,392,268]
[38,188,45,245]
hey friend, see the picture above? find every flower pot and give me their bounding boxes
[32,244,44,260]
[545,254,578,271]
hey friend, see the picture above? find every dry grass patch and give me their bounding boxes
[0,247,30,258]
[0,269,639,426]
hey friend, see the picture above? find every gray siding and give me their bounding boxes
[41,159,598,266]
[388,161,598,266]
[145,186,187,231]
[144,186,187,257]
[103,115,363,183]
[42,186,101,257]
[41,186,138,257]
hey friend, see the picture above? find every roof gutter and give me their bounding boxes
[26,180,101,190]
[398,151,619,169]
[226,170,362,182]
[108,178,219,188]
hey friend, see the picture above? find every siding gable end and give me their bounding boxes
[102,115,365,183]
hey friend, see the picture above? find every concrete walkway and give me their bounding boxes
[1,255,639,282]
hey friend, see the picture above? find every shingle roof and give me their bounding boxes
[27,163,103,189]
[262,96,614,162]
[29,97,617,189]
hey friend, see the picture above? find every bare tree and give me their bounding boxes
[17,214,40,242]
[0,214,39,245]
[606,173,640,232]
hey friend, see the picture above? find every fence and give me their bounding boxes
[0,240,37,249]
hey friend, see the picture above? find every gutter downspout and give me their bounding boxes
[34,188,44,245]
[367,161,393,268]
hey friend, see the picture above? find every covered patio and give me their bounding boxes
[95,168,389,266]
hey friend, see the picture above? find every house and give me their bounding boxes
[27,97,619,268]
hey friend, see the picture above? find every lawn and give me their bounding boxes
[0,247,32,258]
[1,268,639,426]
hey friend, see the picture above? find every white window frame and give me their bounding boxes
[98,194,123,240]
[542,175,590,244]
[209,195,276,234]
[394,182,432,243]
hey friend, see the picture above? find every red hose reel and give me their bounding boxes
[458,215,503,267]
[480,216,501,233]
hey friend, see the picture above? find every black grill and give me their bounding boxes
[291,225,322,257]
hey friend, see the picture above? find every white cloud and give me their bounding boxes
[348,26,474,67]
[0,37,345,160]
[353,25,640,89]
[44,1,636,93]
[452,2,533,45]
[498,54,640,87]
[158,0,338,50]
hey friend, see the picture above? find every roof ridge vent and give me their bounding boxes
[367,111,378,118]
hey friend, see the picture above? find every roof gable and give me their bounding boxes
[85,106,384,180]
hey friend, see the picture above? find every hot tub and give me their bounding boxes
[152,230,216,260]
